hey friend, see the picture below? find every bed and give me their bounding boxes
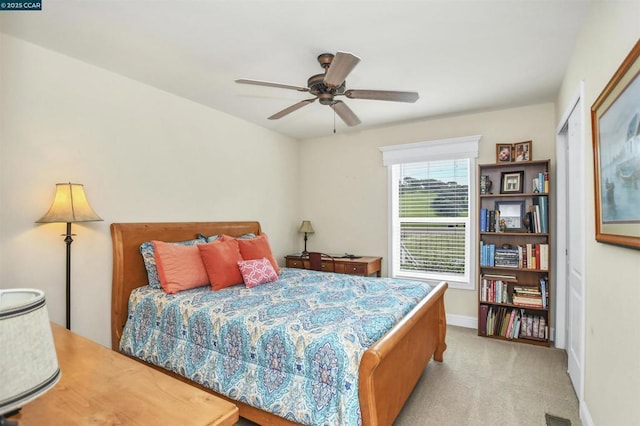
[111,221,447,426]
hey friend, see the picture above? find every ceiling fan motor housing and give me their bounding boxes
[307,73,346,104]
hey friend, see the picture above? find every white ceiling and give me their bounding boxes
[0,1,591,141]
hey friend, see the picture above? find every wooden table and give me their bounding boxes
[285,254,382,277]
[12,323,239,425]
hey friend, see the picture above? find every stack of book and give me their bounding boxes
[512,282,548,309]
[494,248,519,268]
[512,287,543,308]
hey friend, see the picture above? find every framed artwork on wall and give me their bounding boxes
[591,39,640,250]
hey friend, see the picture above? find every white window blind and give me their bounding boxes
[380,136,480,290]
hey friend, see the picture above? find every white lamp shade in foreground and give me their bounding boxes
[0,289,60,416]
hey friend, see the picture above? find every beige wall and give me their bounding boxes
[556,1,640,424]
[299,103,557,320]
[0,34,300,346]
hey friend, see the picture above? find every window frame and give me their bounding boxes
[380,135,481,290]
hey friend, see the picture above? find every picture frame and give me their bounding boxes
[495,200,526,231]
[500,171,524,194]
[591,39,640,250]
[496,144,513,163]
[513,140,533,162]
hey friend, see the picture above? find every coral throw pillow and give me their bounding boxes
[198,238,244,290]
[152,241,209,294]
[236,233,281,274]
[237,258,278,288]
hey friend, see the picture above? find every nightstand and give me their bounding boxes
[285,254,382,277]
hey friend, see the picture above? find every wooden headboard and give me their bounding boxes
[110,221,262,350]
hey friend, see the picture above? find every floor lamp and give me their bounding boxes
[36,183,102,330]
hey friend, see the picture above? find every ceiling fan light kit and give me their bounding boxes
[236,51,419,127]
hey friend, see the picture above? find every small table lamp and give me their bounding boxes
[36,183,102,330]
[298,220,315,256]
[0,289,61,425]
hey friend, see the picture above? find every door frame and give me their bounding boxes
[555,81,586,402]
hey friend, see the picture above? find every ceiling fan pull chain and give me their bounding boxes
[333,104,336,133]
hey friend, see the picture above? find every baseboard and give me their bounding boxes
[446,314,476,329]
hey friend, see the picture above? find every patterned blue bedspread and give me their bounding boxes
[120,267,433,425]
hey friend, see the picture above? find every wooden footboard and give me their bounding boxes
[359,281,447,425]
[111,222,447,426]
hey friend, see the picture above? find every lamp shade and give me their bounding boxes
[36,183,102,223]
[298,220,315,234]
[0,289,61,416]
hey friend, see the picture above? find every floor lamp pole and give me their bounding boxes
[64,222,73,330]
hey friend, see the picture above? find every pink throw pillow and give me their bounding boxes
[152,241,209,294]
[237,258,278,288]
[198,238,244,290]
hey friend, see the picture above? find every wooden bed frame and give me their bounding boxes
[110,221,448,426]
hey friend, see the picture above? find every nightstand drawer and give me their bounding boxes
[286,258,305,269]
[319,261,335,272]
[344,263,366,275]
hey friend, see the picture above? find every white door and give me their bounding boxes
[558,89,586,400]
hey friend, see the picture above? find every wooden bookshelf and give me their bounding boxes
[477,159,551,347]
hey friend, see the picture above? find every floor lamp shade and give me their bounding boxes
[36,183,102,223]
[0,289,61,417]
[35,183,102,330]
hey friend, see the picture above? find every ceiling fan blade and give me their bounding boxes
[332,100,361,127]
[268,98,316,120]
[345,89,419,103]
[236,78,309,92]
[324,52,361,88]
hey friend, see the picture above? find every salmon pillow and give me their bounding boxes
[198,238,244,290]
[152,241,209,294]
[236,233,281,274]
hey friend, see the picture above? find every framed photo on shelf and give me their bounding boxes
[513,140,532,162]
[496,144,513,163]
[591,39,640,250]
[500,171,524,194]
[495,200,525,231]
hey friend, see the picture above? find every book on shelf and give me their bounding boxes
[533,196,549,233]
[479,305,488,336]
[480,277,512,303]
[480,208,488,232]
[479,307,524,339]
[533,172,550,194]
[512,285,545,309]
[494,247,519,268]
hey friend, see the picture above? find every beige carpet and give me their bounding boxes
[237,325,581,425]
[395,325,581,425]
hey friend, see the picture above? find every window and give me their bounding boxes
[380,136,480,290]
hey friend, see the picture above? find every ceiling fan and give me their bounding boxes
[235,51,419,127]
